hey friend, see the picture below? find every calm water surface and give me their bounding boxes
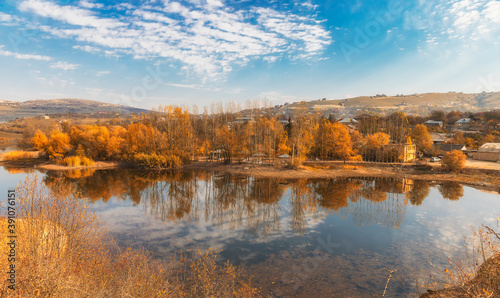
[1,167,499,297]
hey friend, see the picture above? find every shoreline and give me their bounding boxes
[1,159,499,193]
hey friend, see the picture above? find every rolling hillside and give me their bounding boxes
[282,91,500,115]
[0,98,149,120]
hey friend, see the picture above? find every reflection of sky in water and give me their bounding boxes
[2,167,500,294]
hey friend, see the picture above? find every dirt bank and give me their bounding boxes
[183,161,500,193]
[1,159,500,193]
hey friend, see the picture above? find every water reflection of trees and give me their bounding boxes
[37,169,465,235]
[311,178,410,229]
[438,182,464,201]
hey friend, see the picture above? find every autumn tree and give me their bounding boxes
[45,131,72,159]
[357,115,382,135]
[411,124,433,155]
[313,120,356,161]
[441,150,466,172]
[32,130,48,151]
[289,106,317,166]
[362,132,390,161]
[384,111,410,144]
[429,110,446,123]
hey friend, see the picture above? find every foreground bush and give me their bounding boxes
[0,175,258,297]
[421,225,500,297]
[3,151,37,161]
[441,150,466,172]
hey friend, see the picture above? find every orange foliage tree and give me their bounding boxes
[32,129,48,151]
[411,124,433,154]
[441,150,466,172]
[313,120,357,161]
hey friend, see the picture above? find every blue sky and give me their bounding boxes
[0,0,499,109]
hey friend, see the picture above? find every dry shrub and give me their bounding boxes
[3,151,37,161]
[175,249,259,297]
[132,153,183,168]
[0,175,111,297]
[80,156,95,166]
[441,150,466,172]
[422,223,500,297]
[63,156,81,167]
[0,175,259,297]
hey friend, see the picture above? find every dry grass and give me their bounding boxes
[3,151,38,161]
[421,222,500,297]
[0,175,258,297]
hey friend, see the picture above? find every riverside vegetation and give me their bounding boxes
[0,175,258,297]
[3,104,499,169]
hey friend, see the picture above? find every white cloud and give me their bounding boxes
[73,44,101,53]
[96,70,110,76]
[50,61,80,70]
[301,2,318,10]
[19,0,125,28]
[168,83,204,89]
[406,0,500,47]
[79,0,104,9]
[0,45,52,61]
[0,12,14,22]
[17,0,332,80]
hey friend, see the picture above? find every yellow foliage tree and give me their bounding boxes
[46,131,71,159]
[32,130,48,151]
[441,150,466,172]
[365,132,390,150]
[314,120,356,161]
[411,124,433,154]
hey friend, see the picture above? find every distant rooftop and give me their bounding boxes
[478,143,500,153]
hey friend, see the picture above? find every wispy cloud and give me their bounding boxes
[19,0,125,28]
[79,0,104,9]
[96,70,110,76]
[406,0,500,49]
[73,44,101,53]
[168,83,204,89]
[0,12,15,23]
[17,0,332,80]
[50,61,80,70]
[0,45,52,61]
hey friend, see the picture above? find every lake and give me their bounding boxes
[1,166,499,297]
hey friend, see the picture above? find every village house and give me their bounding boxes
[339,117,358,128]
[384,143,417,162]
[455,118,471,127]
[435,143,467,153]
[430,132,450,145]
[472,143,500,162]
[424,120,443,128]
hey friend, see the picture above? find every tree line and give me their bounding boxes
[24,104,500,168]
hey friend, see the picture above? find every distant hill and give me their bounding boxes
[0,98,149,120]
[281,91,500,115]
